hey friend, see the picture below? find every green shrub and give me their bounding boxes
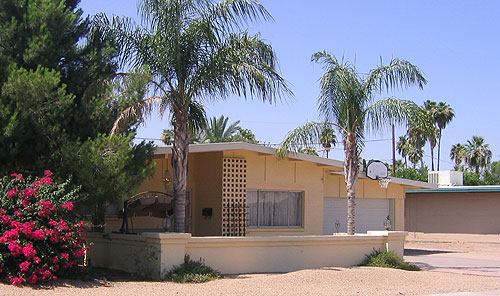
[360,250,420,271]
[163,255,221,283]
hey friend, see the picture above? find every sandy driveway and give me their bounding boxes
[405,233,500,277]
[2,233,500,296]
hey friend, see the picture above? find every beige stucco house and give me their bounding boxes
[107,142,435,236]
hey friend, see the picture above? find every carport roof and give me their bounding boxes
[407,185,500,194]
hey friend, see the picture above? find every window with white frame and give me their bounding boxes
[247,190,303,227]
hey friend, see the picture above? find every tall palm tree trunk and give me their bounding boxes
[344,133,359,235]
[173,113,189,233]
[430,142,435,171]
[437,130,442,171]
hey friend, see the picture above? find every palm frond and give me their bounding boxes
[276,122,336,158]
[188,31,292,103]
[209,0,273,31]
[110,96,164,135]
[365,97,419,134]
[187,100,207,134]
[312,51,364,135]
[365,58,427,96]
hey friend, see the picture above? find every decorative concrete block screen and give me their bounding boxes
[222,158,247,236]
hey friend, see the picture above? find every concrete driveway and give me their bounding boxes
[405,248,500,277]
[404,233,500,277]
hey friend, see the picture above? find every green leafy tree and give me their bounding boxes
[0,0,123,176]
[103,0,290,232]
[463,170,500,186]
[0,66,74,173]
[0,1,154,229]
[392,166,428,182]
[277,52,426,234]
[231,128,258,144]
[492,161,500,180]
[62,134,155,231]
[298,147,319,156]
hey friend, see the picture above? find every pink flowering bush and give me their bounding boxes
[0,171,87,286]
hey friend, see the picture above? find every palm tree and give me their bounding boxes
[423,100,439,170]
[434,102,455,170]
[406,103,439,170]
[450,143,466,166]
[199,115,241,143]
[320,127,336,158]
[396,135,410,167]
[277,52,426,235]
[102,0,290,232]
[464,136,492,174]
[407,144,424,168]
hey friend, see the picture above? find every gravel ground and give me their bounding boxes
[3,234,500,296]
[1,267,499,296]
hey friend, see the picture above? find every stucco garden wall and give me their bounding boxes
[86,231,407,278]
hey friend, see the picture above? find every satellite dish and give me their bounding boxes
[366,160,389,180]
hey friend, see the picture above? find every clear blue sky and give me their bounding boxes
[80,0,500,170]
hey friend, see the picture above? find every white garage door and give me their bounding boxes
[323,197,393,234]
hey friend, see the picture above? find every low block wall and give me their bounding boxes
[87,231,407,278]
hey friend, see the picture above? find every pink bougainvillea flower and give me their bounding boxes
[3,229,19,240]
[40,177,53,185]
[20,221,34,236]
[10,276,24,286]
[9,220,21,228]
[61,202,74,211]
[0,215,11,224]
[6,189,19,198]
[8,242,23,256]
[10,173,24,181]
[33,257,41,264]
[20,261,31,272]
[61,253,69,261]
[44,170,53,177]
[23,188,38,197]
[31,230,45,240]
[22,244,36,259]
[38,208,50,218]
[22,198,31,207]
[74,248,86,257]
[27,274,39,284]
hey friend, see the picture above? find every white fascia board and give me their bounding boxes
[328,171,437,189]
[155,142,344,169]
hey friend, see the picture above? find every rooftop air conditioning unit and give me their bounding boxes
[428,170,463,187]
